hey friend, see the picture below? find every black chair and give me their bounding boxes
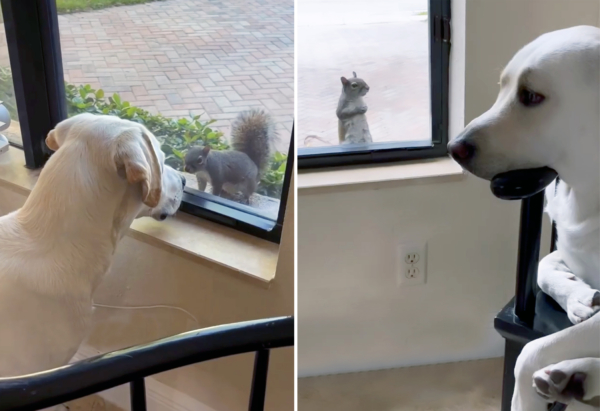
[493,187,571,411]
[0,316,294,411]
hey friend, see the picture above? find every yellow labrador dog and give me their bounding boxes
[0,113,185,378]
[449,26,600,410]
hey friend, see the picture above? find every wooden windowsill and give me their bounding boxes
[298,157,466,195]
[0,148,279,285]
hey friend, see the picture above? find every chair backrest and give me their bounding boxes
[514,192,546,325]
[550,177,560,253]
[0,316,294,411]
[514,177,559,326]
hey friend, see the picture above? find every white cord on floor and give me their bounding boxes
[93,303,199,325]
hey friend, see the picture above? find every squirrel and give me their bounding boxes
[184,109,276,205]
[337,71,373,145]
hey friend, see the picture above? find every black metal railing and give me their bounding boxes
[0,316,294,411]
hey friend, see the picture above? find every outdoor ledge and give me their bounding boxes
[298,156,466,195]
[0,149,279,285]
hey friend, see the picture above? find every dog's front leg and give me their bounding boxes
[512,314,600,411]
[538,251,600,324]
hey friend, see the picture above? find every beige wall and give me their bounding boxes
[298,0,600,377]
[0,174,294,410]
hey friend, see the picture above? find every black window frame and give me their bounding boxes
[2,0,294,244]
[297,0,451,169]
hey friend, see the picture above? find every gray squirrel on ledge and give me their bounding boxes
[337,71,373,145]
[184,109,276,205]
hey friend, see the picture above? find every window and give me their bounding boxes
[0,8,21,149]
[1,0,293,243]
[297,0,450,169]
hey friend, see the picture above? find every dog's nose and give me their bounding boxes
[181,175,186,188]
[448,140,476,162]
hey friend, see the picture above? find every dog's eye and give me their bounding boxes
[518,88,545,107]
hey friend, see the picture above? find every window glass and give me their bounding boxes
[0,5,23,147]
[56,0,293,221]
[297,0,430,149]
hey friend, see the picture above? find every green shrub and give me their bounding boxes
[65,83,229,171]
[0,67,18,120]
[0,69,286,199]
[257,151,287,198]
[56,0,158,14]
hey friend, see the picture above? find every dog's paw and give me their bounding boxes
[566,289,600,324]
[533,358,600,404]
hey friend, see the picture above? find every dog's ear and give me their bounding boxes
[114,128,162,208]
[45,129,60,151]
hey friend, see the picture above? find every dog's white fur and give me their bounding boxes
[0,113,184,377]
[449,26,600,410]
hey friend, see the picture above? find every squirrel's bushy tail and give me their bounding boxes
[231,109,276,174]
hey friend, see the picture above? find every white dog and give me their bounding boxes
[448,26,600,410]
[0,113,185,378]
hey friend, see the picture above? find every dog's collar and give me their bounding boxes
[490,167,558,200]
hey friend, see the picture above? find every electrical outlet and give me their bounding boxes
[404,253,420,264]
[397,241,427,286]
[406,267,419,278]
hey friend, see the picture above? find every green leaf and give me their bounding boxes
[273,152,286,162]
[95,89,104,99]
[161,144,174,155]
[112,93,121,105]
[172,148,184,159]
[126,107,136,117]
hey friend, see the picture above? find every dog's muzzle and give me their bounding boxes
[490,167,558,200]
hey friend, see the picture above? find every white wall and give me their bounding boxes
[297,0,600,377]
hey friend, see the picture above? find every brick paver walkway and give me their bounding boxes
[1,0,293,153]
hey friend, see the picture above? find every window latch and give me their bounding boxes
[434,16,451,44]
